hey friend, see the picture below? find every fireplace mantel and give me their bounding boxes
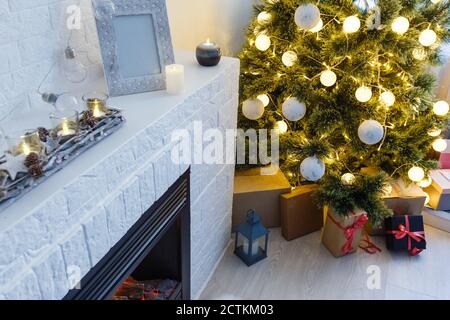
[0,51,239,300]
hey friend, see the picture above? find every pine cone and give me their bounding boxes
[28,164,44,178]
[24,152,40,168]
[38,127,49,142]
[80,111,99,128]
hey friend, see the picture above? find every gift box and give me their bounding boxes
[321,207,368,258]
[366,180,426,236]
[385,215,426,255]
[424,170,450,211]
[423,207,450,234]
[233,166,291,229]
[280,184,323,241]
[439,152,450,169]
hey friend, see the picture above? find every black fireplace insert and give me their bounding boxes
[64,169,191,300]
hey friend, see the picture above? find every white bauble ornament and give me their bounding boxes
[309,19,323,32]
[341,173,356,186]
[343,16,361,33]
[431,0,443,4]
[358,120,384,145]
[320,70,337,87]
[255,34,271,51]
[379,91,396,107]
[257,11,272,24]
[433,101,449,116]
[412,48,427,61]
[391,16,409,35]
[295,4,321,30]
[433,138,447,152]
[300,156,325,182]
[242,99,264,120]
[282,51,298,67]
[282,97,306,121]
[274,120,288,134]
[257,94,270,107]
[408,166,425,182]
[355,85,372,102]
[419,29,437,47]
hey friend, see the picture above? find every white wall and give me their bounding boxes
[167,0,255,56]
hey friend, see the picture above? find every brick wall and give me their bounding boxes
[0,0,101,121]
[0,58,240,299]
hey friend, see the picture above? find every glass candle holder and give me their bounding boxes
[50,110,79,142]
[5,130,44,156]
[82,92,109,118]
[196,39,221,67]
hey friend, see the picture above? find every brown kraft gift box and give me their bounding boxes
[280,185,323,241]
[322,207,367,258]
[233,166,291,229]
[424,170,450,211]
[366,179,427,235]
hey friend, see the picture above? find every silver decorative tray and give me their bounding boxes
[0,107,125,213]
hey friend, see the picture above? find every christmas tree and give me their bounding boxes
[238,0,450,225]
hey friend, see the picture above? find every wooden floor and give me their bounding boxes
[200,226,450,300]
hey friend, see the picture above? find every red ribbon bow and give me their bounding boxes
[329,213,369,255]
[387,215,425,256]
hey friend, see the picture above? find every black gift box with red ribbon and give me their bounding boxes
[385,215,426,255]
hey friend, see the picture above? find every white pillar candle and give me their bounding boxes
[242,238,260,257]
[165,64,185,94]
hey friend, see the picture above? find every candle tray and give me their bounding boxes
[0,107,125,213]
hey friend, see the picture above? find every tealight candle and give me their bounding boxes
[50,110,79,143]
[196,39,221,67]
[165,64,185,94]
[57,119,76,137]
[14,132,43,156]
[83,92,109,118]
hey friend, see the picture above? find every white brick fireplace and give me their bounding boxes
[0,52,239,300]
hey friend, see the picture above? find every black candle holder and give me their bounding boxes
[196,40,221,67]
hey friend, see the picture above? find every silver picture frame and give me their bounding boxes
[92,0,175,96]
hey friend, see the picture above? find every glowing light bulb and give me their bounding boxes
[419,29,437,47]
[257,11,272,24]
[320,69,337,87]
[255,34,271,51]
[433,101,449,116]
[433,138,447,152]
[274,120,288,134]
[380,91,396,107]
[408,166,425,182]
[431,0,443,4]
[257,94,270,107]
[428,128,442,137]
[309,19,323,32]
[391,16,409,35]
[413,48,427,61]
[418,176,432,188]
[355,85,372,103]
[341,173,356,186]
[281,51,298,67]
[343,16,361,33]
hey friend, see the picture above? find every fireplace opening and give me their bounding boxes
[113,215,183,300]
[64,169,191,300]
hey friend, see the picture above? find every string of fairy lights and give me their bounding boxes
[241,0,449,193]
